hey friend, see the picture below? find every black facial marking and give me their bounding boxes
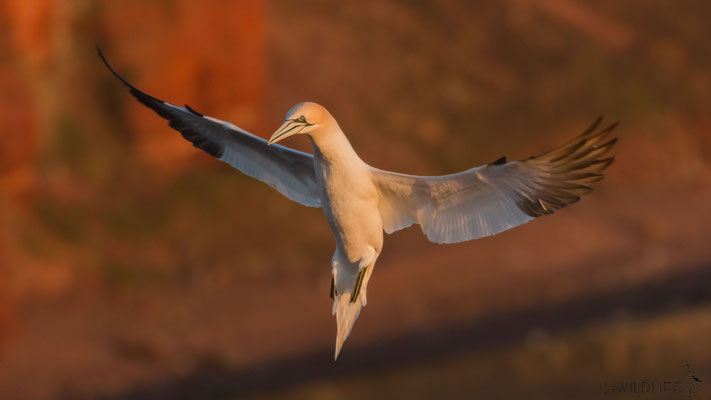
[272,122,301,142]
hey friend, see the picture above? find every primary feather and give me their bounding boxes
[371,117,616,243]
[97,48,321,208]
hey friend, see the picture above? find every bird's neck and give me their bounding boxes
[309,122,361,166]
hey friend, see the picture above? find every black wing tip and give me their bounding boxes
[593,156,615,169]
[96,45,129,88]
[516,116,618,219]
[488,156,507,166]
[582,115,621,139]
[185,104,204,117]
[96,46,165,106]
[603,136,618,148]
[603,121,620,133]
[579,115,604,137]
[591,114,604,128]
[97,47,227,159]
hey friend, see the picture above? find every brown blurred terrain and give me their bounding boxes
[1,0,710,399]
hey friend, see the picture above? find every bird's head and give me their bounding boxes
[268,102,331,145]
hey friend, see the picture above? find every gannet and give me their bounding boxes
[98,49,617,359]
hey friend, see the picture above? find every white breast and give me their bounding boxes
[316,154,383,262]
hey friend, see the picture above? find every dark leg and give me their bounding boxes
[349,267,368,304]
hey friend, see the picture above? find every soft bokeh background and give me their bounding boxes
[1,1,710,399]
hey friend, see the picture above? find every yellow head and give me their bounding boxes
[268,102,333,145]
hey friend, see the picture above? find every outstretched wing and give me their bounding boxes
[371,117,617,243]
[98,48,321,208]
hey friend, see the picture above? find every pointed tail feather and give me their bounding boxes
[331,248,377,359]
[332,264,373,359]
[333,291,364,360]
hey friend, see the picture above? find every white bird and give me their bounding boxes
[98,49,617,359]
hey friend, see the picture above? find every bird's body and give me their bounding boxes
[98,49,618,359]
[312,127,383,263]
[305,113,385,355]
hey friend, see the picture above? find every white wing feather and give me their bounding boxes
[99,49,320,208]
[371,118,617,244]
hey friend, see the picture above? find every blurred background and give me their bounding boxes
[1,0,710,399]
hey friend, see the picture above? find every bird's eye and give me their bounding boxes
[297,115,306,123]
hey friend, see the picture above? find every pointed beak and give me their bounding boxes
[268,119,302,146]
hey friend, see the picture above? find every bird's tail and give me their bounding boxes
[332,263,374,360]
